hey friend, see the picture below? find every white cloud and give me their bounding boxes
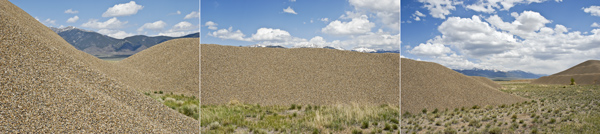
[466,0,550,13]
[138,20,166,32]
[349,0,399,30]
[283,6,297,14]
[409,43,452,57]
[486,11,551,38]
[250,28,293,41]
[290,0,296,2]
[177,10,181,15]
[414,11,426,17]
[592,22,600,28]
[208,27,246,41]
[64,9,78,14]
[205,21,218,30]
[583,6,600,17]
[417,0,461,19]
[322,14,375,35]
[342,30,400,50]
[44,18,56,25]
[184,11,200,19]
[66,16,79,23]
[81,17,128,29]
[98,29,134,39]
[435,15,520,57]
[102,1,144,17]
[320,18,329,22]
[159,21,199,37]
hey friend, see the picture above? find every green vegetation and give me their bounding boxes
[571,77,576,85]
[201,102,399,133]
[402,82,600,133]
[144,91,199,120]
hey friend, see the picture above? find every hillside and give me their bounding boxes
[201,44,399,106]
[401,58,527,113]
[118,38,199,97]
[0,0,198,132]
[532,60,600,85]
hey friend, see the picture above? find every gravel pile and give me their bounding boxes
[118,38,199,97]
[532,60,600,85]
[469,76,503,89]
[0,0,198,132]
[201,44,399,106]
[401,58,527,113]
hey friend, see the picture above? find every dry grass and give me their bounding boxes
[401,58,528,113]
[402,81,600,134]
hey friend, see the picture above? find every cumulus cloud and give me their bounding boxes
[66,16,79,23]
[184,11,199,19]
[98,29,134,39]
[349,0,399,29]
[413,11,426,21]
[102,1,143,17]
[341,30,400,50]
[417,0,461,19]
[583,6,600,17]
[283,6,297,14]
[433,15,520,57]
[81,17,128,29]
[592,22,600,28]
[466,0,551,13]
[205,21,218,30]
[409,43,452,57]
[176,10,181,14]
[159,21,199,37]
[44,18,56,25]
[208,27,246,41]
[322,14,374,35]
[64,9,78,14]
[410,10,600,74]
[138,20,166,32]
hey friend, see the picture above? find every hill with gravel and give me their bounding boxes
[117,38,199,97]
[532,60,600,85]
[0,0,198,132]
[200,44,399,106]
[401,58,527,113]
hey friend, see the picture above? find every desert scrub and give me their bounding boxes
[144,91,199,120]
[201,102,399,133]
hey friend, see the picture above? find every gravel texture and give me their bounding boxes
[401,58,527,113]
[200,44,399,106]
[117,38,199,97]
[469,76,503,89]
[532,60,600,85]
[0,0,198,133]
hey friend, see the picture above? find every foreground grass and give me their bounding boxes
[144,91,199,120]
[402,82,600,134]
[201,102,399,133]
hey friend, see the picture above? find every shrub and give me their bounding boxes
[384,123,391,130]
[391,118,399,124]
[422,108,427,114]
[488,127,501,134]
[444,127,457,134]
[571,77,576,85]
[472,105,480,109]
[433,108,439,114]
[290,104,296,110]
[352,129,362,134]
[361,121,369,129]
[159,91,163,94]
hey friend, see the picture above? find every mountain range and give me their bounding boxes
[453,68,546,80]
[49,26,199,57]
[247,44,399,53]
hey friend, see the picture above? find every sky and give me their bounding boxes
[201,0,400,51]
[11,0,199,39]
[402,0,600,75]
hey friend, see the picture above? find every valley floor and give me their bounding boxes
[201,102,399,133]
[402,81,600,134]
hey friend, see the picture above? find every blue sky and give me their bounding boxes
[201,0,400,51]
[402,0,600,74]
[11,0,199,39]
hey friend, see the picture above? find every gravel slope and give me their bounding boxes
[470,76,503,89]
[201,44,399,106]
[532,60,600,85]
[401,58,527,113]
[117,38,199,97]
[0,0,198,132]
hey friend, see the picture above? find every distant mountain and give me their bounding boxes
[453,68,546,80]
[49,26,199,57]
